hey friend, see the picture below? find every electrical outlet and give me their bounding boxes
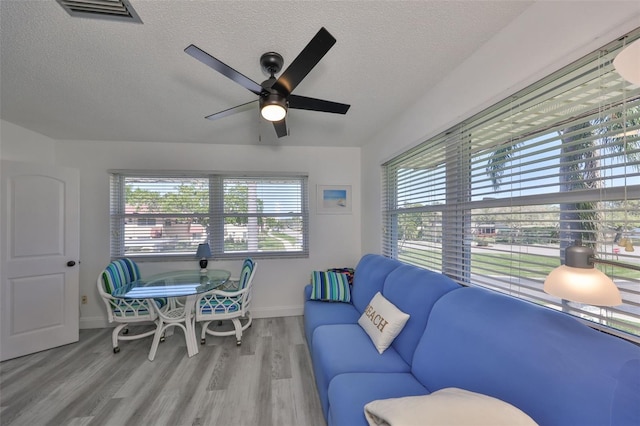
[81,295,88,304]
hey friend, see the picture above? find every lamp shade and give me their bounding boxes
[196,243,211,259]
[613,39,640,86]
[544,265,622,306]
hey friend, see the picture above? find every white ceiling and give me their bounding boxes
[0,1,532,147]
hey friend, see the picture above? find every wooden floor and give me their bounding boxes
[0,316,325,426]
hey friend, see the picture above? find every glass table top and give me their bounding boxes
[112,269,231,299]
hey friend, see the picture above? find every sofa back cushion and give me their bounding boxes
[412,286,640,426]
[381,265,460,365]
[351,254,403,314]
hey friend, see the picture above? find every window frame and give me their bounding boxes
[382,28,640,343]
[110,170,309,261]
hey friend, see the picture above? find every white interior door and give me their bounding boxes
[1,160,80,361]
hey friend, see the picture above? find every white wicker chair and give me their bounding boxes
[195,259,257,346]
[97,258,166,353]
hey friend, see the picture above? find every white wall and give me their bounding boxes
[6,1,640,328]
[361,1,640,254]
[0,119,56,163]
[53,140,361,328]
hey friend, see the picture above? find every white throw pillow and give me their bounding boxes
[358,292,410,354]
[364,387,538,426]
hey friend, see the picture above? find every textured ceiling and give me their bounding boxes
[0,1,531,147]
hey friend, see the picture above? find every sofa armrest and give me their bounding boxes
[304,284,312,300]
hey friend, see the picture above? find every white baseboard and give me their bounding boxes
[251,305,304,319]
[80,316,110,329]
[80,306,304,329]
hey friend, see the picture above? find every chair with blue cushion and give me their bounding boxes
[195,258,257,346]
[97,258,166,353]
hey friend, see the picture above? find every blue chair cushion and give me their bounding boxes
[238,258,255,290]
[101,258,140,293]
[102,258,166,312]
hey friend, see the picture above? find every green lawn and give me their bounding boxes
[224,234,285,251]
[271,231,297,245]
[400,247,640,279]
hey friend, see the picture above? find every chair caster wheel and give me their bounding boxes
[160,335,165,342]
[236,341,241,346]
[201,339,206,345]
[113,347,120,353]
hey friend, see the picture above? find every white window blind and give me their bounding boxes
[110,172,309,260]
[383,28,640,341]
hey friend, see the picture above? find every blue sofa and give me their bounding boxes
[304,254,640,426]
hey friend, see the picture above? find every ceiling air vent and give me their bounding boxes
[56,0,142,24]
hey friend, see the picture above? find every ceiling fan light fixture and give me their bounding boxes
[260,93,287,122]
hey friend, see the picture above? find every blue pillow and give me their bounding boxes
[310,271,351,303]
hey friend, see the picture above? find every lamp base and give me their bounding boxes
[199,258,208,273]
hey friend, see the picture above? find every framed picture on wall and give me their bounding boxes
[317,185,352,214]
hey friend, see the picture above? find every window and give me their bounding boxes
[110,172,308,260]
[383,29,640,341]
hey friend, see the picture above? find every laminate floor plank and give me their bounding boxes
[191,390,226,426]
[0,317,325,426]
[292,344,325,426]
[86,397,124,426]
[110,348,186,425]
[46,337,153,425]
[66,417,94,426]
[216,337,269,426]
[2,351,110,424]
[271,322,292,381]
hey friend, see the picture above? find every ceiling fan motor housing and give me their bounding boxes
[260,52,284,76]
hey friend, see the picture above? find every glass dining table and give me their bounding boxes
[112,269,230,361]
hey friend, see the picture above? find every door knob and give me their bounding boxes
[66,260,76,267]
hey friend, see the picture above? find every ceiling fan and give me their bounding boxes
[185,27,350,138]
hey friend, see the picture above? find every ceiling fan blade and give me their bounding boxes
[288,94,350,114]
[270,27,336,96]
[205,100,257,121]
[273,118,288,138]
[185,44,263,95]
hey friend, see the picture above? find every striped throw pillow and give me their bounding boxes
[310,271,351,303]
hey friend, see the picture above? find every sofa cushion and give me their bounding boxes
[310,270,351,302]
[351,254,403,314]
[412,286,640,426]
[303,255,403,348]
[364,387,538,426]
[311,324,411,418]
[358,292,409,354]
[381,264,460,364]
[611,358,640,426]
[303,291,361,345]
[327,372,428,426]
